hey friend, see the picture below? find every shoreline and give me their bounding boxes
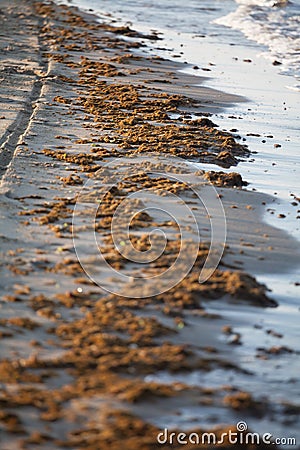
[74,0,300,243]
[0,1,299,448]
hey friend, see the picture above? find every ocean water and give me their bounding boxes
[215,0,300,90]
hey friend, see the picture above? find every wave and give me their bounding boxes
[215,0,300,86]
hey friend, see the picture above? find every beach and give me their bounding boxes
[0,1,299,448]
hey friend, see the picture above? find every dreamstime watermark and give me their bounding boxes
[72,154,226,298]
[157,421,297,446]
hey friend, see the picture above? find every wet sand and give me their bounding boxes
[0,1,299,448]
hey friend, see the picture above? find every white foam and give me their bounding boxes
[286,83,300,90]
[235,0,288,6]
[215,0,300,83]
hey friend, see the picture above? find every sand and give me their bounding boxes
[0,1,299,448]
